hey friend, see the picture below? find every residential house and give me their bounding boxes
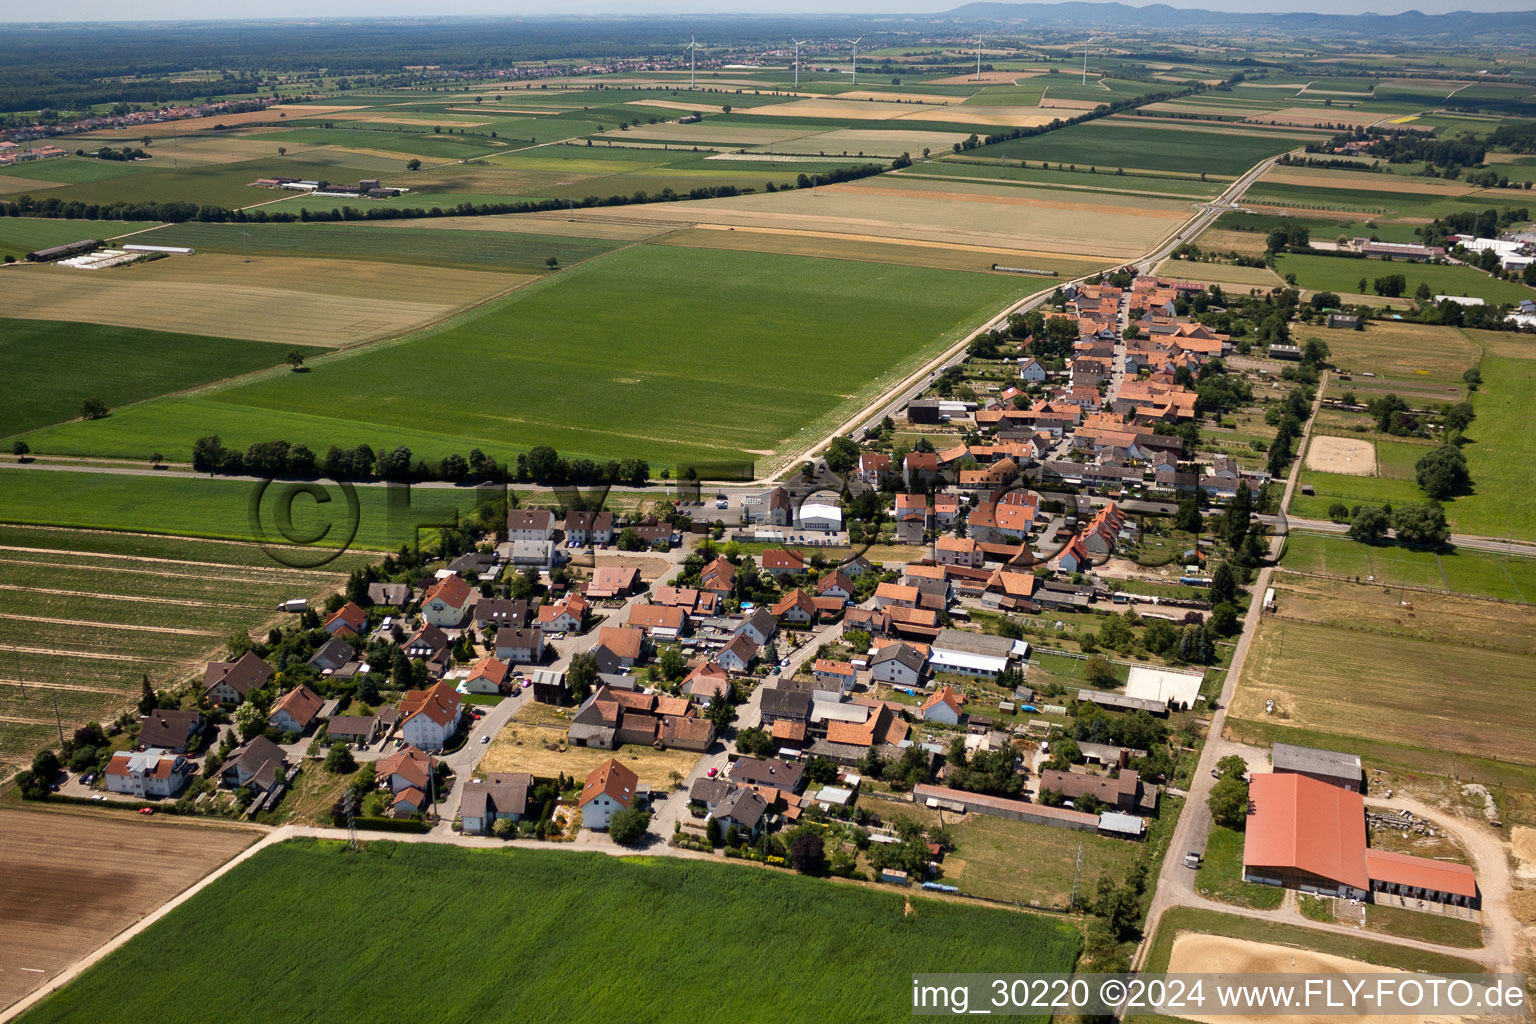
[761,548,809,579]
[627,603,688,640]
[730,756,807,794]
[759,686,813,727]
[580,758,640,830]
[1039,768,1141,813]
[1057,535,1091,573]
[202,651,273,706]
[651,585,720,617]
[812,659,857,695]
[325,715,380,747]
[536,593,587,635]
[869,642,925,687]
[593,626,644,671]
[502,540,558,569]
[564,510,614,547]
[421,575,475,628]
[1018,357,1048,383]
[494,627,546,664]
[399,680,463,751]
[816,570,853,604]
[505,508,556,542]
[903,451,940,488]
[367,582,411,608]
[857,452,892,485]
[324,602,368,637]
[735,607,777,647]
[935,535,984,569]
[699,556,736,596]
[137,709,202,753]
[460,772,533,835]
[404,624,449,661]
[463,656,512,695]
[269,684,325,735]
[221,736,286,792]
[920,687,964,725]
[587,565,640,600]
[376,745,436,794]
[473,598,529,631]
[772,588,816,627]
[875,582,919,610]
[307,635,355,673]
[895,493,933,528]
[933,493,962,527]
[106,748,188,799]
[713,788,768,839]
[715,633,759,674]
[683,661,733,706]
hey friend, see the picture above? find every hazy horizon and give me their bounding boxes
[0,0,1532,24]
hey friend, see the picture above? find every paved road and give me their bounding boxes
[1282,515,1536,557]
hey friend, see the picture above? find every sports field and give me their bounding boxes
[1,319,323,438]
[0,254,530,347]
[0,524,372,773]
[1,809,257,1013]
[1273,252,1536,306]
[1230,573,1536,767]
[1282,531,1536,603]
[17,839,1081,1024]
[21,245,1025,472]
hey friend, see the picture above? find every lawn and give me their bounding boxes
[1281,531,1536,602]
[1229,575,1536,770]
[1324,320,1481,384]
[22,244,1024,474]
[1193,826,1284,910]
[145,220,624,273]
[978,119,1302,176]
[0,217,161,261]
[1456,353,1536,540]
[938,812,1141,909]
[1362,903,1484,948]
[1274,252,1536,305]
[25,156,390,210]
[1,319,324,438]
[18,839,1082,1024]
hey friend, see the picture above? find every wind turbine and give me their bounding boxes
[686,32,701,90]
[847,35,864,86]
[974,35,984,82]
[1082,35,1099,86]
[792,38,810,89]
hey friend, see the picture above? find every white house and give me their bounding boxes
[399,680,463,751]
[579,758,639,830]
[920,687,964,725]
[459,772,532,835]
[421,575,475,628]
[812,659,857,695]
[505,509,556,542]
[742,486,791,526]
[105,748,188,799]
[268,684,324,735]
[870,643,925,687]
[1019,357,1048,383]
[494,628,546,664]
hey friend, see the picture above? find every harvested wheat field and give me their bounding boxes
[739,98,952,121]
[1262,168,1479,196]
[1156,259,1282,289]
[894,106,1061,127]
[787,127,974,155]
[1306,435,1378,475]
[927,71,1032,84]
[0,255,529,346]
[1248,107,1384,129]
[1167,934,1444,1024]
[0,808,257,1014]
[78,105,362,138]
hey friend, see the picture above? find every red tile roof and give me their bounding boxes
[423,575,473,610]
[580,757,639,809]
[1243,773,1369,891]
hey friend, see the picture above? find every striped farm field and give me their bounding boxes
[0,524,373,774]
[974,118,1308,176]
[0,253,531,347]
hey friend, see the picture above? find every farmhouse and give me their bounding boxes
[580,757,640,830]
[1243,772,1478,906]
[1039,768,1141,812]
[1271,742,1364,793]
[929,629,1017,679]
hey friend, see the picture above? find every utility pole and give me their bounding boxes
[1071,842,1084,908]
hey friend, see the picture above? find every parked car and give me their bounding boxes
[138,807,155,815]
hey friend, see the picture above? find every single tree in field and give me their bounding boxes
[277,146,287,156]
[406,158,421,171]
[286,350,306,371]
[11,439,29,461]
[545,256,559,269]
[149,452,164,468]
[80,397,109,420]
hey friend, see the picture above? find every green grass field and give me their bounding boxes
[1194,826,1284,910]
[145,220,624,272]
[21,156,390,210]
[0,468,487,550]
[1274,252,1536,305]
[978,119,1301,176]
[0,217,162,260]
[21,244,1025,472]
[18,839,1081,1024]
[0,156,155,187]
[0,524,369,773]
[1282,531,1536,602]
[1,319,324,438]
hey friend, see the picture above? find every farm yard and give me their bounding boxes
[0,808,258,1014]
[0,524,373,771]
[15,839,1082,1024]
[19,244,1025,473]
[1228,573,1536,783]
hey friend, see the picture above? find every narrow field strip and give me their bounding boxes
[0,543,346,577]
[1,679,122,695]
[0,613,224,637]
[0,643,178,664]
[0,584,247,610]
[0,556,328,587]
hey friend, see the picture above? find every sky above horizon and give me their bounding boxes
[0,0,1530,20]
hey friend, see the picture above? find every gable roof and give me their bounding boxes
[137,708,200,749]
[271,684,324,729]
[376,745,436,790]
[597,626,645,662]
[326,602,368,634]
[466,656,511,687]
[202,651,273,699]
[1243,772,1368,891]
[399,680,461,730]
[580,758,639,809]
[423,575,473,610]
[761,549,808,571]
[628,603,686,630]
[922,687,964,717]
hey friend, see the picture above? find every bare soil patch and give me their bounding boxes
[1305,434,1377,475]
[0,808,256,1013]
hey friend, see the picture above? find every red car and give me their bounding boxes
[138,807,155,815]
